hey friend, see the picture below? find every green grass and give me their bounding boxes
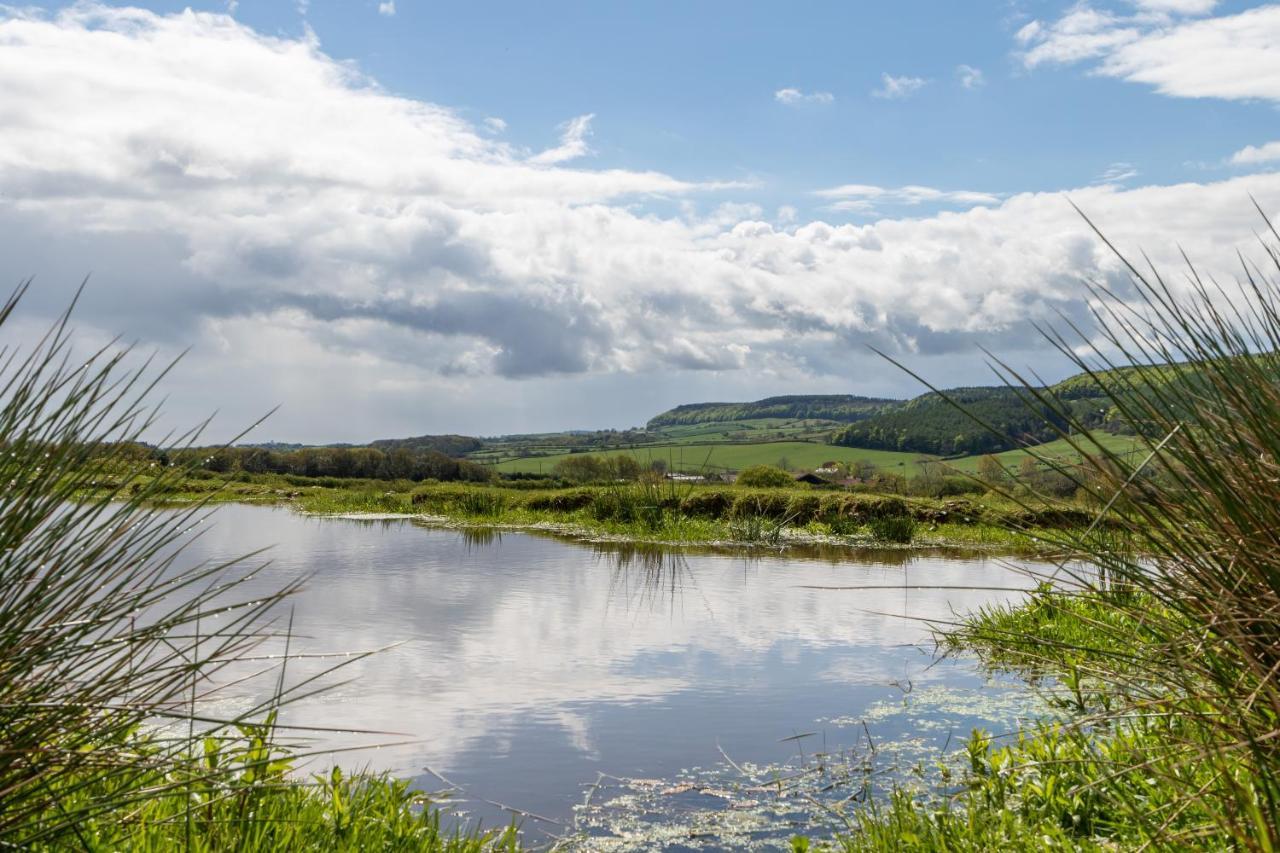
[40,725,515,852]
[832,207,1280,850]
[488,441,933,476]
[945,432,1142,473]
[84,470,1080,553]
[830,589,1214,852]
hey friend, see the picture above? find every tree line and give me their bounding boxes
[170,445,493,482]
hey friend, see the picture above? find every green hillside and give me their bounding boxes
[647,394,892,428]
[946,432,1144,473]
[833,386,1113,456]
[369,433,483,457]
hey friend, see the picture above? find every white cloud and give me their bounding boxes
[956,64,985,88]
[815,184,1002,212]
[1094,162,1139,184]
[774,87,835,105]
[1,5,1278,439]
[1017,3,1280,103]
[377,1,395,16]
[1130,0,1218,14]
[1015,20,1043,44]
[1232,141,1280,166]
[483,116,507,134]
[529,113,595,165]
[872,73,927,99]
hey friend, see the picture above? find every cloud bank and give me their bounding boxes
[1017,2,1280,103]
[0,5,1276,438]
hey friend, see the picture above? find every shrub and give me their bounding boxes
[525,489,595,512]
[732,491,790,520]
[679,489,734,518]
[736,464,795,488]
[784,493,823,524]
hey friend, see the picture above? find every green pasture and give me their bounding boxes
[944,432,1143,473]
[487,440,934,475]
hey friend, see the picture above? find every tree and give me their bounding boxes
[976,454,1007,486]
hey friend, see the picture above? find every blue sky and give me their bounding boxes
[1,1,1278,440]
[93,0,1270,210]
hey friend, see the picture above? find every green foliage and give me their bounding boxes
[38,724,511,851]
[845,208,1280,848]
[737,464,795,488]
[647,394,892,428]
[728,513,788,544]
[453,489,506,517]
[0,291,506,849]
[867,515,915,543]
[368,433,484,457]
[834,386,1106,456]
[173,444,494,484]
[551,452,643,484]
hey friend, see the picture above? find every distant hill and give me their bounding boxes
[368,434,483,457]
[833,387,1102,456]
[647,395,894,428]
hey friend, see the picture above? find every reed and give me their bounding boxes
[849,205,1280,847]
[0,286,498,849]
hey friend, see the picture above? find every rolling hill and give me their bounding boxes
[646,394,892,428]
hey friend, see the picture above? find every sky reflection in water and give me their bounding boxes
[184,505,1049,847]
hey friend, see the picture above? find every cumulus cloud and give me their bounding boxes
[1017,3,1280,103]
[774,87,835,105]
[377,1,395,16]
[1231,141,1280,166]
[872,73,927,99]
[529,113,595,165]
[482,116,507,133]
[956,64,985,88]
[0,4,1277,439]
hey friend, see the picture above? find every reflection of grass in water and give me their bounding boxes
[562,677,1045,850]
[458,526,502,549]
[596,543,700,615]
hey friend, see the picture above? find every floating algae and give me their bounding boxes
[557,675,1052,851]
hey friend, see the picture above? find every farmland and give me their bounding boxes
[485,438,933,476]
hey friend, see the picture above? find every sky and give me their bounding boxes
[1,1,1279,442]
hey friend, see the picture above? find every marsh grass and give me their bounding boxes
[453,489,507,517]
[845,205,1280,848]
[728,512,792,545]
[0,287,504,849]
[866,516,916,544]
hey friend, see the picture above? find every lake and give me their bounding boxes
[183,504,1050,850]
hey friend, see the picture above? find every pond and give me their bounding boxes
[183,504,1052,850]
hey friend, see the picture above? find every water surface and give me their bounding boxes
[183,504,1049,849]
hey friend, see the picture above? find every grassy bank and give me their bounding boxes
[38,726,513,851]
[85,467,1097,552]
[827,217,1280,849]
[834,587,1223,851]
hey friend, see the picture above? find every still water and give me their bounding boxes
[184,504,1049,849]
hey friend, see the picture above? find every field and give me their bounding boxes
[467,417,844,465]
[944,431,1143,473]
[486,439,934,476]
